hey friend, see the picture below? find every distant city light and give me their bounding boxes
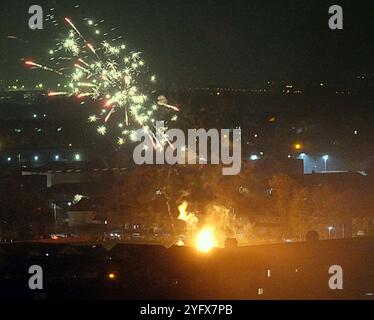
[250,155,259,161]
[7,157,12,162]
[107,273,117,280]
[34,155,39,161]
[74,154,81,161]
[294,143,302,150]
[54,155,60,161]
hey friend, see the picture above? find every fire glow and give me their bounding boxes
[195,227,217,253]
[177,201,218,253]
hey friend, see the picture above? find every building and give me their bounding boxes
[67,198,106,235]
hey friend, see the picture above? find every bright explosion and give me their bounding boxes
[178,201,220,252]
[195,227,217,253]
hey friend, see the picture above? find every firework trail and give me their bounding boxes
[25,15,179,145]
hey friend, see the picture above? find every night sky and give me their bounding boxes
[1,0,373,88]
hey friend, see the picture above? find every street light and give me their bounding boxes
[323,155,329,172]
[328,226,334,239]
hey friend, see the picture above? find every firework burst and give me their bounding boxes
[25,15,179,145]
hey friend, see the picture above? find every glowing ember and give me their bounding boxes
[195,227,217,253]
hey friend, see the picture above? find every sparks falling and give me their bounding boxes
[25,15,179,144]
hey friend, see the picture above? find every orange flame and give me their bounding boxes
[195,227,217,252]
